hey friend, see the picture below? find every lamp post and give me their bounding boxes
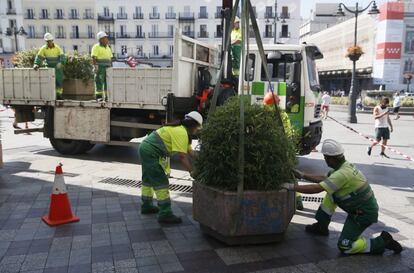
[337,1,379,123]
[404,72,412,94]
[265,0,286,44]
[6,26,27,52]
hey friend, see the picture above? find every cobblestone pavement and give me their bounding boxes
[0,109,413,273]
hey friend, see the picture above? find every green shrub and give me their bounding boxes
[330,97,349,105]
[194,97,297,191]
[12,48,39,68]
[63,52,94,82]
[402,97,414,107]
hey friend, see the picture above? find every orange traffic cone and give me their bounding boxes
[42,163,79,226]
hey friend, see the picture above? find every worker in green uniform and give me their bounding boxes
[33,33,66,89]
[91,31,113,100]
[231,17,242,77]
[281,139,402,255]
[139,111,203,224]
[263,92,304,210]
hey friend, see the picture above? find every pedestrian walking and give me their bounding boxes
[367,97,393,158]
[282,139,402,255]
[139,111,202,224]
[393,92,401,120]
[321,91,331,119]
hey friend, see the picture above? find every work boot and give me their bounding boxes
[380,152,390,158]
[141,205,159,214]
[305,222,329,236]
[158,214,182,224]
[367,146,372,156]
[381,231,403,254]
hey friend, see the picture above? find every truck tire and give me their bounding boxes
[49,138,93,155]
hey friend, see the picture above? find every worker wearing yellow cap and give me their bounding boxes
[33,33,66,89]
[231,16,242,77]
[91,31,113,100]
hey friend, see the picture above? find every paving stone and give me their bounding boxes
[20,252,48,271]
[68,264,92,273]
[92,261,115,273]
[115,268,139,273]
[150,241,174,256]
[138,264,163,273]
[114,258,136,269]
[69,248,91,265]
[132,242,155,258]
[160,262,184,273]
[0,263,21,273]
[43,266,68,273]
[135,256,158,267]
[45,256,70,268]
[0,254,26,265]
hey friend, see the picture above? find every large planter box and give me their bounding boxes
[62,79,95,100]
[193,182,295,245]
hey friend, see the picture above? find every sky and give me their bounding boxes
[301,0,389,19]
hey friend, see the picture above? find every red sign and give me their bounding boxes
[376,42,402,59]
[379,2,404,21]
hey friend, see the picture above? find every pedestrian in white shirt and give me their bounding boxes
[393,92,401,120]
[321,91,331,119]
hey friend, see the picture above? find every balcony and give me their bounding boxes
[39,13,49,19]
[115,32,146,39]
[214,31,222,38]
[263,32,273,38]
[54,13,64,19]
[215,12,222,18]
[98,13,114,21]
[25,13,35,19]
[148,32,173,38]
[27,33,45,39]
[264,12,275,19]
[165,13,176,19]
[7,8,16,15]
[198,12,208,19]
[179,12,194,20]
[182,31,194,38]
[69,14,79,19]
[84,13,94,19]
[55,33,66,39]
[133,13,144,19]
[148,53,171,59]
[149,13,160,19]
[117,13,127,19]
[197,32,209,38]
[70,32,94,39]
[280,12,290,19]
[279,32,291,38]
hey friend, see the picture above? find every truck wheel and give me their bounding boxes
[49,138,92,155]
[77,142,95,154]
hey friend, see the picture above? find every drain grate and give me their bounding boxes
[301,196,323,203]
[98,177,193,193]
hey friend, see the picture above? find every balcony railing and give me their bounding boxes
[149,13,160,19]
[98,13,114,21]
[69,14,79,19]
[264,12,275,19]
[215,12,222,18]
[263,32,273,38]
[54,13,64,19]
[214,31,222,38]
[165,13,176,19]
[117,13,127,19]
[115,32,146,39]
[198,12,208,19]
[182,31,194,38]
[39,13,49,19]
[148,32,173,38]
[55,33,66,39]
[197,32,209,38]
[70,33,94,39]
[84,13,94,19]
[179,12,195,20]
[133,13,144,19]
[279,31,291,38]
[25,13,35,19]
[148,53,171,58]
[280,12,290,19]
[27,33,45,39]
[7,8,16,15]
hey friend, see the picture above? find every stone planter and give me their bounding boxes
[192,182,295,245]
[62,79,95,100]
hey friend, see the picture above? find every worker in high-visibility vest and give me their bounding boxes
[91,31,113,100]
[263,92,304,210]
[33,33,65,89]
[231,16,242,77]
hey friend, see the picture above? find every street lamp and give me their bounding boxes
[6,26,27,52]
[337,1,379,123]
[265,0,286,44]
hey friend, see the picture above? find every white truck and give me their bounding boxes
[0,34,323,155]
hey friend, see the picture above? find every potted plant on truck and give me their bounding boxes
[193,97,297,245]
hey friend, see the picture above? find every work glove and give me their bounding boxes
[33,64,39,71]
[56,63,62,69]
[293,169,304,179]
[280,183,295,191]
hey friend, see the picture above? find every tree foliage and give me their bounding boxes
[194,97,297,191]
[63,52,94,82]
[12,48,39,68]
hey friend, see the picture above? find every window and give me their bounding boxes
[245,54,255,81]
[169,45,174,56]
[281,25,289,38]
[281,6,289,18]
[136,45,143,56]
[265,6,273,18]
[9,19,16,29]
[28,25,35,38]
[27,9,34,19]
[118,7,126,19]
[103,7,109,16]
[57,26,64,38]
[7,0,13,10]
[85,9,92,19]
[265,25,272,37]
[135,6,143,19]
[184,5,190,15]
[199,24,207,38]
[199,6,207,18]
[121,45,127,55]
[168,25,174,36]
[167,6,175,18]
[216,25,222,37]
[41,9,48,19]
[87,25,93,38]
[216,6,222,18]
[56,9,63,19]
[104,25,110,33]
[42,25,49,34]
[405,31,414,53]
[150,6,159,19]
[136,25,142,37]
[70,9,78,19]
[73,45,78,51]
[151,24,158,36]
[120,25,126,36]
[72,25,79,38]
[305,47,320,92]
[153,45,159,56]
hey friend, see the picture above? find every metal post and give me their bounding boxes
[348,2,359,123]
[14,29,18,52]
[273,0,277,44]
[408,80,411,93]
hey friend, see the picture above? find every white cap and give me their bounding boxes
[44,33,54,41]
[185,111,203,127]
[96,31,108,40]
[234,16,240,23]
[321,139,344,156]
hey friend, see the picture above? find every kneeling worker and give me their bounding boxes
[91,31,113,100]
[282,139,402,255]
[139,111,203,224]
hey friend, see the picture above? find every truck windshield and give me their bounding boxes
[260,54,296,83]
[305,48,320,92]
